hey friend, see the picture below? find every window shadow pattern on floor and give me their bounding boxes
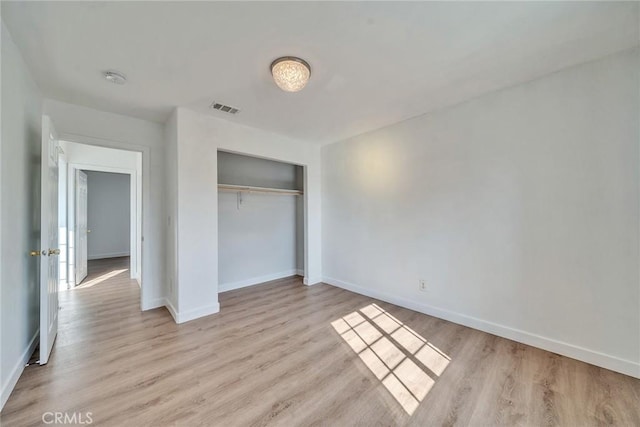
[332,303,450,415]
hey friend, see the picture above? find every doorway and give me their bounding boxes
[83,171,131,281]
[217,150,306,291]
[57,141,142,292]
[37,116,146,366]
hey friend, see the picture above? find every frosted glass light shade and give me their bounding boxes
[270,57,311,92]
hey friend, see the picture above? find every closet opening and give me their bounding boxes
[217,150,305,292]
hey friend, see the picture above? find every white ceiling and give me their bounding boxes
[2,2,638,144]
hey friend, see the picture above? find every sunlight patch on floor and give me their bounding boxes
[73,269,128,289]
[332,303,451,415]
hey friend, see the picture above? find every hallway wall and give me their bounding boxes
[86,171,130,260]
[0,21,43,409]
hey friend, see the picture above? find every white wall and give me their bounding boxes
[218,150,300,190]
[165,107,321,323]
[85,171,130,260]
[63,141,138,170]
[322,48,640,378]
[217,152,302,291]
[1,21,42,408]
[44,99,165,310]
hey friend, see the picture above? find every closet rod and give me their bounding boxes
[218,183,303,196]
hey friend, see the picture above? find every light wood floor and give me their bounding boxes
[2,257,639,426]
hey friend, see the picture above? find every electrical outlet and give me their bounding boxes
[419,279,428,292]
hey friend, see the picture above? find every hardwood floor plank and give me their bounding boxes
[1,257,638,426]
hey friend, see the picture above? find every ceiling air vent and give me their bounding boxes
[210,102,240,115]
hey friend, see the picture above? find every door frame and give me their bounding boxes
[56,132,149,311]
[73,169,89,285]
[68,163,140,284]
[57,153,68,290]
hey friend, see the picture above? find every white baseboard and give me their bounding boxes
[142,296,217,325]
[219,270,299,293]
[303,276,322,286]
[172,301,220,324]
[1,329,39,410]
[322,276,640,379]
[88,251,130,260]
[163,298,179,323]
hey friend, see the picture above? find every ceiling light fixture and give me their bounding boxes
[103,71,127,85]
[270,57,311,92]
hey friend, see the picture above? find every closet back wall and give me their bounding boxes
[218,152,303,291]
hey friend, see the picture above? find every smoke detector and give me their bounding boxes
[103,71,127,85]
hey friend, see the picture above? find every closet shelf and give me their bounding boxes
[218,183,303,196]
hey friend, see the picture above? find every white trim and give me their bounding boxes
[322,276,640,379]
[1,330,39,410]
[88,252,130,260]
[172,302,220,324]
[164,298,179,323]
[303,276,322,286]
[67,160,139,286]
[67,163,134,175]
[219,270,299,293]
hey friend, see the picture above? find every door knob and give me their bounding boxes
[48,249,61,256]
[30,250,43,256]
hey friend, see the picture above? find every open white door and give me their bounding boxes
[40,116,60,365]
[75,170,88,284]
